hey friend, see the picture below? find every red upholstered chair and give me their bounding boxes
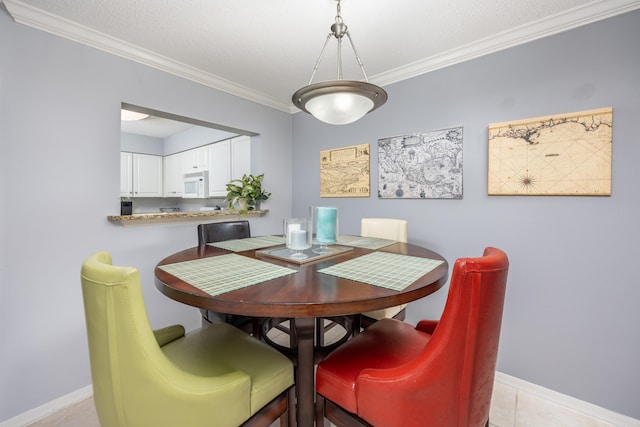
[316,247,509,427]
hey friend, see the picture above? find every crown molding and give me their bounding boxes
[4,0,640,114]
[371,0,640,87]
[2,0,292,113]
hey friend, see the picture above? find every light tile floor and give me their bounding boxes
[28,398,99,427]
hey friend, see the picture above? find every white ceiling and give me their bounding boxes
[4,0,640,115]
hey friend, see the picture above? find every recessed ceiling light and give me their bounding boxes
[121,110,150,121]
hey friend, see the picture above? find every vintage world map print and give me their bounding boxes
[320,144,370,198]
[488,107,612,196]
[378,127,463,199]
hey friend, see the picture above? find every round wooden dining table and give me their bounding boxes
[155,241,449,426]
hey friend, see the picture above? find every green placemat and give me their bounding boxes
[158,254,296,296]
[336,235,398,250]
[208,235,285,252]
[318,251,444,291]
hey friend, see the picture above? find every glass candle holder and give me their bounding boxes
[312,206,338,254]
[284,217,313,259]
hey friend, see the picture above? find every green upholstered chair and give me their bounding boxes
[80,252,294,427]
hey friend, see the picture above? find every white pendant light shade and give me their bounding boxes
[294,80,386,125]
[306,93,372,125]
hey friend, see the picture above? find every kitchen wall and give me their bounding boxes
[120,132,164,155]
[0,7,292,423]
[291,9,640,420]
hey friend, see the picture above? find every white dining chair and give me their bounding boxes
[359,217,409,327]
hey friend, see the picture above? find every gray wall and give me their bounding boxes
[0,7,292,422]
[2,2,639,423]
[292,10,640,419]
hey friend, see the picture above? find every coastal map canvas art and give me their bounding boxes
[488,107,612,196]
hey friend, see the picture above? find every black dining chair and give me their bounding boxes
[197,221,259,335]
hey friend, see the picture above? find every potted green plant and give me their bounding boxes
[225,173,271,212]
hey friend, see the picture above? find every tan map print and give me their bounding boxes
[320,144,370,198]
[488,107,612,195]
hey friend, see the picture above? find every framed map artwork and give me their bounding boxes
[320,144,370,198]
[378,127,463,199]
[488,107,612,196]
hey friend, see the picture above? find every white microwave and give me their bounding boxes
[183,171,209,198]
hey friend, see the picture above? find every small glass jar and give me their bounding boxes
[284,217,313,259]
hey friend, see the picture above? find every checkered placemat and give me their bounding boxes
[336,235,398,250]
[158,254,296,296]
[318,251,444,291]
[208,235,285,252]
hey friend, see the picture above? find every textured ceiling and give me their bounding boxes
[4,0,640,114]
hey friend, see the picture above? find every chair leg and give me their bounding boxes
[352,314,362,336]
[316,318,325,347]
[289,319,297,348]
[287,386,296,427]
[277,387,294,427]
[320,396,372,427]
[252,317,262,340]
[315,394,330,427]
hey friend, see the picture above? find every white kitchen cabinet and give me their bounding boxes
[163,152,184,197]
[208,136,252,198]
[182,145,209,173]
[120,152,133,197]
[132,153,163,197]
[208,139,231,197]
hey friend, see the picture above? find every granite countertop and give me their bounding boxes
[107,209,268,225]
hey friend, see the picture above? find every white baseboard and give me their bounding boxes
[0,385,93,427]
[494,372,640,427]
[2,375,638,427]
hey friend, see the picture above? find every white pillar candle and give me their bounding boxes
[289,229,308,250]
[287,223,301,245]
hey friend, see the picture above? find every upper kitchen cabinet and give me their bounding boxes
[208,136,251,197]
[121,152,133,197]
[208,139,231,197]
[182,145,209,173]
[132,153,163,197]
[163,151,185,197]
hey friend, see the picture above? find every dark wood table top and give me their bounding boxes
[155,241,449,319]
[155,239,449,426]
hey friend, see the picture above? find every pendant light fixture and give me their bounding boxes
[292,0,387,125]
